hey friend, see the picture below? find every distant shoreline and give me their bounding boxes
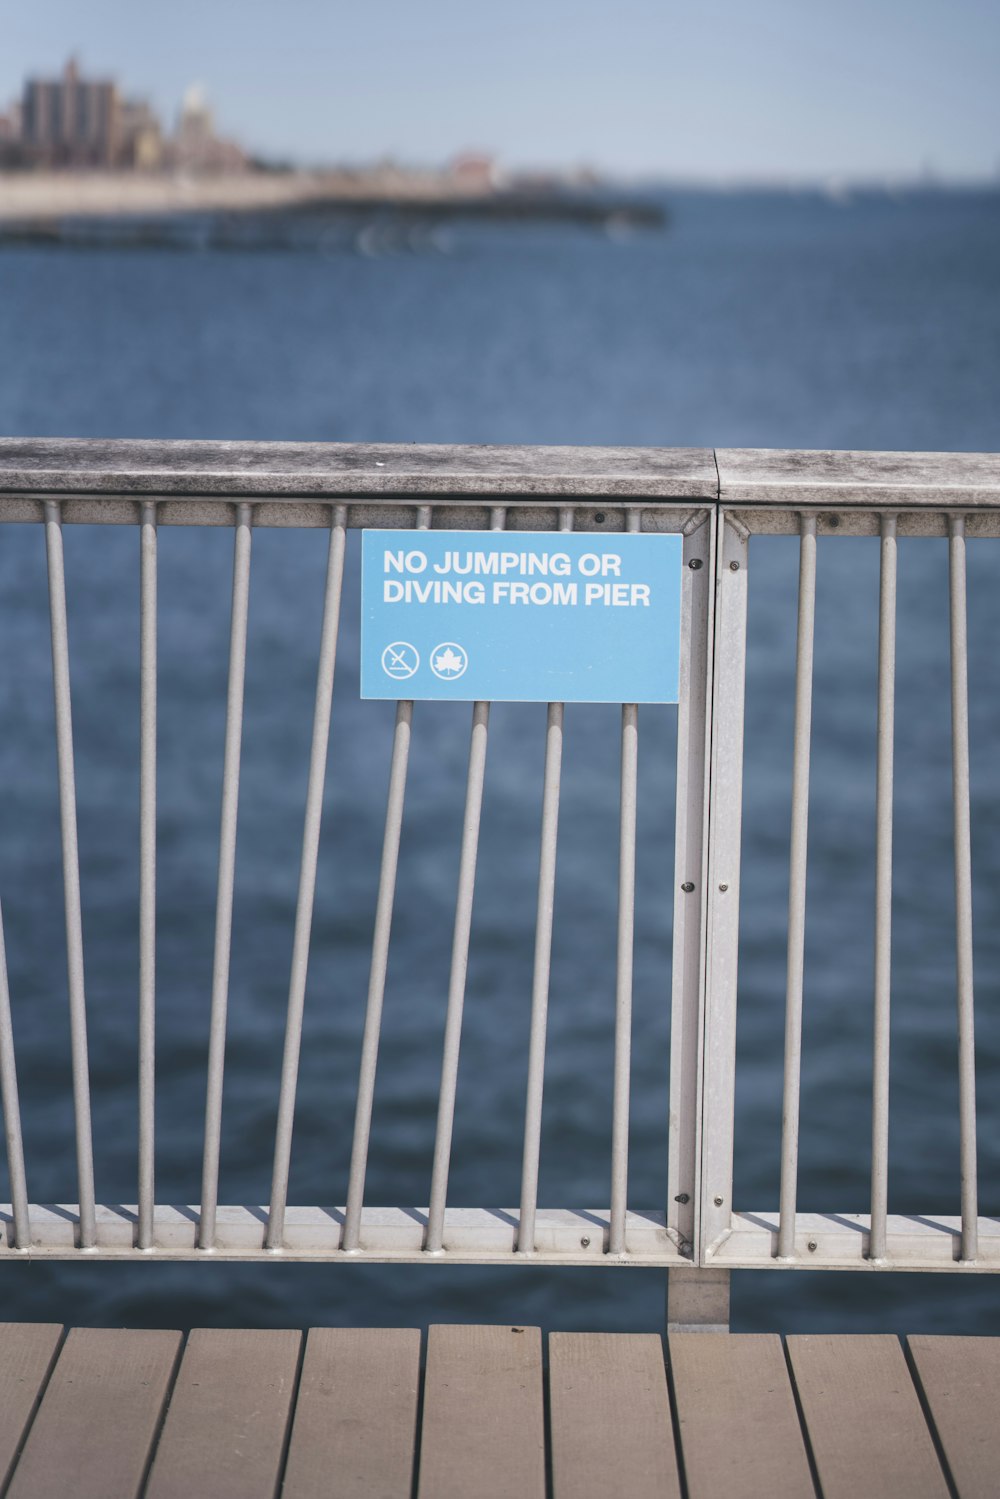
[0,169,665,230]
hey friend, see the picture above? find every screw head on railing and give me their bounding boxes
[594,513,606,524]
[674,1193,690,1204]
[713,1195,724,1207]
[688,558,703,570]
[729,560,740,571]
[681,881,695,893]
[808,1240,818,1252]
[718,883,729,892]
[580,1236,591,1247]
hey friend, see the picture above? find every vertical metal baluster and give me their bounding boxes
[516,709,564,1253]
[609,507,641,1255]
[949,514,978,1261]
[516,507,573,1254]
[870,512,896,1261]
[44,501,97,1249]
[266,506,348,1250]
[199,501,253,1251]
[515,701,564,1256]
[0,900,30,1248]
[423,709,489,1252]
[342,503,434,1252]
[341,704,412,1250]
[776,512,817,1259]
[426,500,517,1253]
[138,501,157,1250]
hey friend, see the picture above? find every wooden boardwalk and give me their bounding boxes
[0,1324,996,1497]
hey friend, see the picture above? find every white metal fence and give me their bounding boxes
[0,440,997,1290]
[707,453,999,1279]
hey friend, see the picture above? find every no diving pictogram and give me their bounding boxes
[381,641,420,680]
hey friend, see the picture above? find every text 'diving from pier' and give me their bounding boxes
[361,531,683,703]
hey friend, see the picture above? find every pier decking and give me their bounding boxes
[1,1323,996,1498]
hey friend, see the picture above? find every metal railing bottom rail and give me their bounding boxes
[0,1205,684,1264]
[2,1206,998,1272]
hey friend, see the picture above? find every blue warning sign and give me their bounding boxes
[361,530,683,704]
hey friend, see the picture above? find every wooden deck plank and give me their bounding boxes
[417,1324,545,1499]
[787,1334,949,1499]
[281,1328,420,1499]
[668,1333,814,1499]
[5,1328,180,1499]
[549,1333,681,1499]
[908,1335,1000,1498]
[143,1329,301,1499]
[1,1321,996,1499]
[0,1324,63,1492]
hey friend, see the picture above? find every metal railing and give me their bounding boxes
[704,449,1000,1281]
[0,440,997,1301]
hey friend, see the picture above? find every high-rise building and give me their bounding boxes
[21,57,120,167]
[11,58,244,174]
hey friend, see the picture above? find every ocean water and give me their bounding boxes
[0,188,999,1335]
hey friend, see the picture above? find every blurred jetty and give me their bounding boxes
[0,168,666,250]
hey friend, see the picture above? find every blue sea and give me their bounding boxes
[0,188,999,1335]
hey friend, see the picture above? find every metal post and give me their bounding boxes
[869,512,896,1262]
[516,507,573,1254]
[44,500,97,1250]
[516,701,564,1253]
[608,507,642,1256]
[776,513,817,1259]
[138,500,157,1250]
[0,900,30,1248]
[609,700,638,1254]
[697,512,748,1273]
[948,514,978,1261]
[667,1268,731,1333]
[667,510,716,1263]
[342,503,455,1253]
[266,505,348,1249]
[199,501,253,1250]
[342,699,414,1251]
[425,699,491,1253]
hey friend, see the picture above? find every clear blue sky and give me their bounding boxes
[3,0,999,180]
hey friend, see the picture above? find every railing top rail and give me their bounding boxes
[717,447,1000,508]
[2,440,999,508]
[0,439,717,502]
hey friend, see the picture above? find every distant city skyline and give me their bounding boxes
[3,56,246,174]
[3,0,999,182]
